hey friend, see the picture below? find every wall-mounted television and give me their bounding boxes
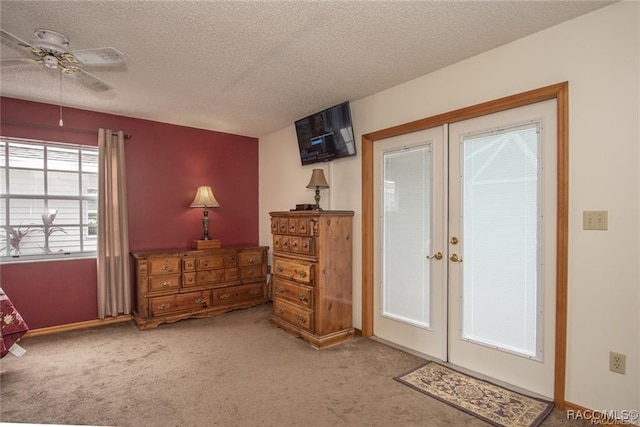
[295,101,356,166]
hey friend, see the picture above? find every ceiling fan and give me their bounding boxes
[0,28,126,92]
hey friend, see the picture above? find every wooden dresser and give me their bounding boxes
[269,210,354,348]
[131,246,268,329]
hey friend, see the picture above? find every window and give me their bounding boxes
[0,138,98,262]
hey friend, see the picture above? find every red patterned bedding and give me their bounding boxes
[1,287,29,358]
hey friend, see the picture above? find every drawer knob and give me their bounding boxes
[297,315,307,324]
[276,265,284,272]
[248,258,256,264]
[195,297,206,305]
[162,264,169,271]
[158,303,170,310]
[276,307,284,314]
[247,269,254,275]
[298,293,306,301]
[162,281,171,288]
[276,286,284,293]
[297,270,307,278]
[219,293,230,300]
[250,289,259,295]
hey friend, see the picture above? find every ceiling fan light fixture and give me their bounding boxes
[33,29,69,51]
[43,55,58,69]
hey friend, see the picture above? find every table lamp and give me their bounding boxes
[191,185,221,249]
[306,169,329,211]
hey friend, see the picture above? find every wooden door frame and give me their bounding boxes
[361,82,569,408]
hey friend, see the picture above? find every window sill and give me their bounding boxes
[0,253,97,265]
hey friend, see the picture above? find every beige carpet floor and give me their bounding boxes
[1,303,590,427]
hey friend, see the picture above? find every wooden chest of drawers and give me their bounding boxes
[132,246,268,329]
[269,210,354,348]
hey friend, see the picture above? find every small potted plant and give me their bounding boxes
[39,210,67,254]
[6,226,34,255]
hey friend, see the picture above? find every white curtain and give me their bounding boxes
[97,129,131,318]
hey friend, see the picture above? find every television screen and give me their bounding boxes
[295,101,356,166]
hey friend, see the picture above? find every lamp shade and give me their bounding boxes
[306,169,329,189]
[190,186,220,207]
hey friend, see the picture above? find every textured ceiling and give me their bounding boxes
[0,1,614,138]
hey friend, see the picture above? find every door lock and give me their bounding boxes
[450,253,463,262]
[450,237,459,245]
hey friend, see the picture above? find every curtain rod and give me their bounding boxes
[0,119,132,139]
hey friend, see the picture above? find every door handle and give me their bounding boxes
[426,252,443,260]
[450,254,463,262]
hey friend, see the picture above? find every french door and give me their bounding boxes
[373,100,557,398]
[372,127,447,359]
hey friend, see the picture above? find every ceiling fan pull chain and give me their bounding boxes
[59,69,63,127]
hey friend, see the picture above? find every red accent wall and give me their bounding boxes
[0,97,260,329]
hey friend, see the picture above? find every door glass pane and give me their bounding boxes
[382,145,432,328]
[461,123,541,358]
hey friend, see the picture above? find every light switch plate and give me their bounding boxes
[583,210,608,230]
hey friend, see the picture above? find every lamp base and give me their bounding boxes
[192,239,221,250]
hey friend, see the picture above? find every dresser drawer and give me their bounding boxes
[287,218,298,235]
[188,268,237,286]
[197,269,226,285]
[183,257,196,272]
[239,264,265,280]
[148,274,180,292]
[148,257,180,275]
[273,277,313,309]
[238,250,263,266]
[182,272,197,287]
[273,257,313,284]
[273,298,314,333]
[225,253,238,267]
[149,291,211,316]
[280,236,291,252]
[296,218,311,236]
[198,255,224,270]
[289,236,315,256]
[273,235,282,252]
[212,283,264,305]
[225,268,239,281]
[270,217,279,234]
[278,218,288,234]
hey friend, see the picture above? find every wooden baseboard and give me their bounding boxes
[23,314,133,338]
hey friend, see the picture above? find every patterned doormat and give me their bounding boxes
[394,362,554,427]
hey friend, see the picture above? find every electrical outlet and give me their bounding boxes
[583,210,608,230]
[609,351,626,374]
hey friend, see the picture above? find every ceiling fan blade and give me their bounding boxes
[1,57,39,66]
[65,68,113,92]
[72,47,126,66]
[0,29,37,52]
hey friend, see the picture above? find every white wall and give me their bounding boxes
[259,1,640,413]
